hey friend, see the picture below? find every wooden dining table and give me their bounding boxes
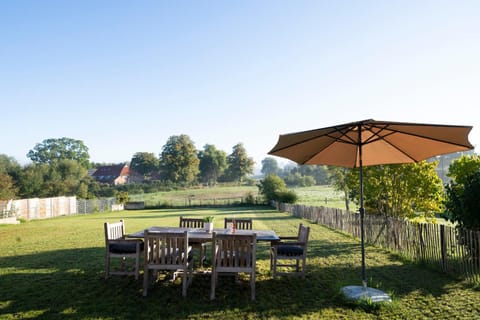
[127,226,280,242]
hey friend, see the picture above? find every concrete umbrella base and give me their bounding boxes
[341,285,392,303]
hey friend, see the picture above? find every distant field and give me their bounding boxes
[293,185,356,211]
[129,185,259,207]
[129,184,354,211]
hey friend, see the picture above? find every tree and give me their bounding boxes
[258,174,286,201]
[444,155,480,230]
[258,174,297,203]
[43,159,89,197]
[17,164,48,198]
[0,173,17,200]
[261,157,280,176]
[27,137,90,168]
[224,143,254,182]
[0,154,21,174]
[17,160,89,198]
[0,154,21,199]
[130,152,159,178]
[348,161,444,218]
[198,144,227,185]
[159,134,199,185]
[328,166,354,211]
[447,154,480,186]
[445,171,480,230]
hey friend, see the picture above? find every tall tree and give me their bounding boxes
[0,173,17,200]
[27,137,90,168]
[447,154,480,186]
[0,154,21,198]
[444,155,480,229]
[0,154,21,175]
[43,159,89,197]
[159,134,199,185]
[261,157,280,176]
[224,143,254,182]
[130,152,159,178]
[198,144,227,185]
[344,161,444,218]
[17,164,48,198]
[327,166,354,211]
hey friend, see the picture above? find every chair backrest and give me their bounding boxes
[212,233,256,271]
[104,220,126,244]
[224,218,253,230]
[298,224,310,246]
[179,216,205,228]
[144,231,190,268]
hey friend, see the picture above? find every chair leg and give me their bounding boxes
[143,268,149,297]
[105,254,110,280]
[199,245,203,267]
[135,253,140,280]
[301,258,306,279]
[251,271,256,301]
[182,270,187,297]
[273,256,278,279]
[210,270,216,300]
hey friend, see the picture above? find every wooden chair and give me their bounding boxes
[224,218,253,230]
[104,219,143,280]
[143,230,194,297]
[210,232,257,301]
[179,216,207,266]
[270,224,310,279]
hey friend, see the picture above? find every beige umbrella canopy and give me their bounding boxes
[269,119,473,302]
[269,119,473,168]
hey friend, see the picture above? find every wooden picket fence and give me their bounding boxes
[274,202,480,284]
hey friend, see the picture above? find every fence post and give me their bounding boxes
[440,224,446,272]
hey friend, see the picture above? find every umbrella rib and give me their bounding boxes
[269,125,359,154]
[363,124,472,161]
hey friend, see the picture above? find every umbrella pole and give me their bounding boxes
[359,164,366,288]
[358,125,367,289]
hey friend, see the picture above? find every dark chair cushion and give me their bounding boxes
[277,245,304,256]
[109,242,144,254]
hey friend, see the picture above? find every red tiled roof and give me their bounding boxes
[92,164,126,177]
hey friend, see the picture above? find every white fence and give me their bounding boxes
[1,196,77,220]
[1,196,118,221]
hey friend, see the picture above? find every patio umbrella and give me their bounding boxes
[268,119,473,302]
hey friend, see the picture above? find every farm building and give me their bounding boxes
[90,163,143,185]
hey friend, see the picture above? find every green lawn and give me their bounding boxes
[1,206,479,319]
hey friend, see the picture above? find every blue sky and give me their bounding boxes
[1,1,479,170]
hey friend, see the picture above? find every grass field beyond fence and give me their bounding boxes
[1,206,480,319]
[128,185,354,210]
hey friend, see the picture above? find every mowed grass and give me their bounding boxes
[1,206,480,319]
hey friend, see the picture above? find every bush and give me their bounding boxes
[244,191,256,205]
[258,175,287,202]
[115,191,129,205]
[276,190,298,204]
[258,174,298,204]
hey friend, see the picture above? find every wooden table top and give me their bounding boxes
[127,226,280,242]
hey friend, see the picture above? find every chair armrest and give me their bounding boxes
[278,236,298,240]
[108,239,143,244]
[272,241,306,247]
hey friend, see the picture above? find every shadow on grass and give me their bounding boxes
[0,237,468,320]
